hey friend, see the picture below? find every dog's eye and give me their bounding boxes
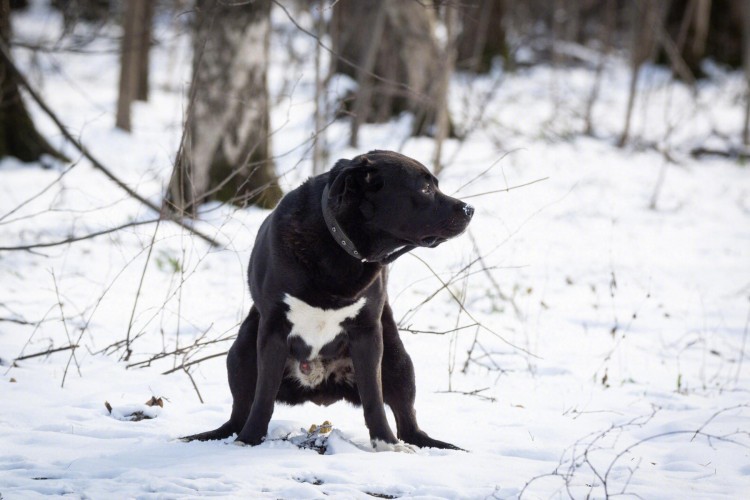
[420,184,433,195]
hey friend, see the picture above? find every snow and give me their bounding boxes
[1,3,749,499]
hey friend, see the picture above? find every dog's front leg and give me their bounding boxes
[349,325,399,446]
[235,316,288,446]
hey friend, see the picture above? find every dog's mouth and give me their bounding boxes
[419,236,448,248]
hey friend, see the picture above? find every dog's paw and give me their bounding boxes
[234,434,264,447]
[371,439,417,454]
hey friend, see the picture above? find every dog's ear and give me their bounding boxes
[328,155,383,211]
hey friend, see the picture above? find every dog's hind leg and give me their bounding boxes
[380,303,463,450]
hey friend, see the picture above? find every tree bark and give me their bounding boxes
[0,0,66,162]
[167,0,281,216]
[331,0,445,137]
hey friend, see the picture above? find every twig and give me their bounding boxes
[3,304,58,376]
[469,231,522,319]
[0,159,80,224]
[399,323,478,336]
[451,149,522,195]
[14,344,78,361]
[126,326,231,369]
[183,367,204,404]
[409,253,538,358]
[122,219,162,362]
[53,270,81,388]
[735,303,750,384]
[162,351,227,375]
[435,387,497,402]
[0,218,160,251]
[271,0,425,102]
[461,177,549,199]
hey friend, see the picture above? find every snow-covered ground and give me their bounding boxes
[1,4,748,499]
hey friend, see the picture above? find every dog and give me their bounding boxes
[184,150,473,450]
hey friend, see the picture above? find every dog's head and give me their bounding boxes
[326,150,474,262]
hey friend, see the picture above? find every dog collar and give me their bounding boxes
[321,184,367,262]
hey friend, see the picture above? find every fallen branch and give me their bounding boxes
[435,387,497,402]
[0,219,159,251]
[0,39,221,248]
[14,344,78,361]
[690,146,750,160]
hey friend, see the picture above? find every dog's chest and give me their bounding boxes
[283,294,366,358]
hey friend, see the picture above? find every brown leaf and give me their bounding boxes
[144,396,163,408]
[104,401,113,414]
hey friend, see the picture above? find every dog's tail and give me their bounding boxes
[180,420,235,442]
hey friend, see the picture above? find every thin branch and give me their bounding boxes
[14,344,78,361]
[122,219,162,362]
[183,367,204,404]
[409,253,538,358]
[399,323,478,336]
[162,351,227,375]
[53,270,81,388]
[0,218,160,251]
[462,177,549,200]
[435,387,497,402]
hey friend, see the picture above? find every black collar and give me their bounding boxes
[322,184,367,261]
[321,184,416,265]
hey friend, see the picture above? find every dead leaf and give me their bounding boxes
[144,396,164,408]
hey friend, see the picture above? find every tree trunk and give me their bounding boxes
[455,0,507,73]
[115,0,149,131]
[744,0,750,145]
[433,3,459,174]
[167,0,281,216]
[311,0,328,175]
[0,0,66,162]
[349,0,387,148]
[583,0,615,136]
[135,0,153,102]
[331,0,445,137]
[618,0,660,148]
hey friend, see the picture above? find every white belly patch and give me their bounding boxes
[283,294,366,358]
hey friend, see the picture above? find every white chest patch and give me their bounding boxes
[283,294,367,358]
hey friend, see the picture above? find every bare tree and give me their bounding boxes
[167,0,282,215]
[0,0,66,162]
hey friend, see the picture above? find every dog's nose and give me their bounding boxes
[462,204,474,219]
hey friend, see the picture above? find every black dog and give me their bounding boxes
[184,150,473,450]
